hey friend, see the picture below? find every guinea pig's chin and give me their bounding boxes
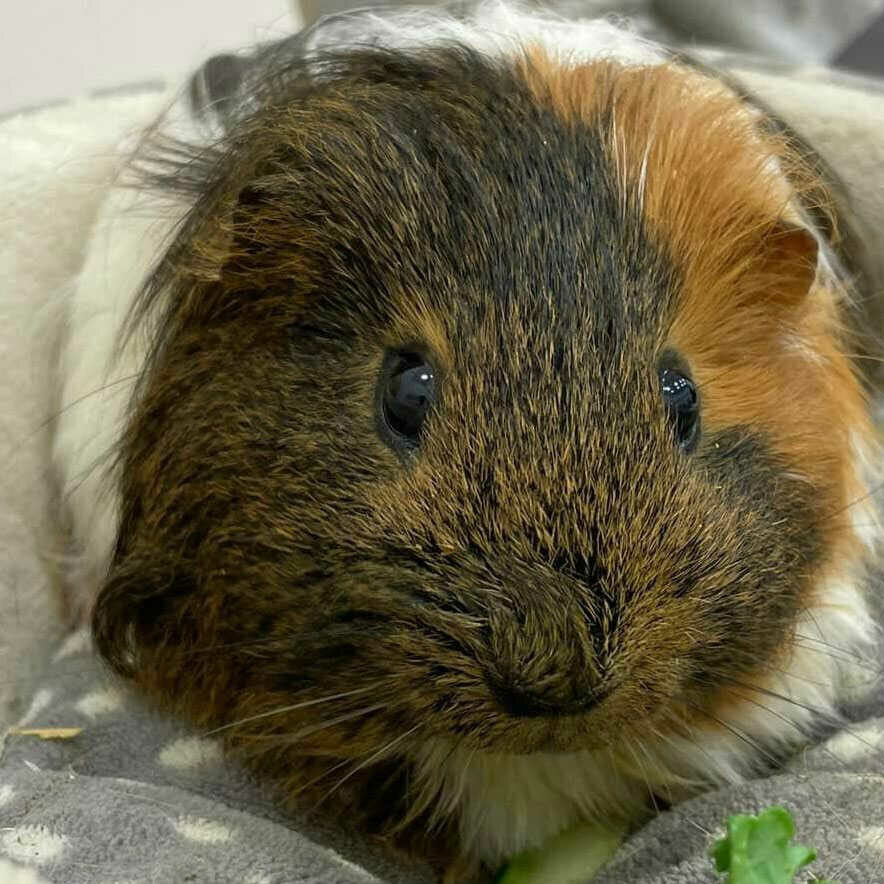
[496,723,610,755]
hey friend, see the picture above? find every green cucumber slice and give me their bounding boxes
[495,820,627,884]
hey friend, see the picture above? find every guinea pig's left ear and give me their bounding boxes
[758,220,820,308]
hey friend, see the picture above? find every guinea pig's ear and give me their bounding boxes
[757,220,820,308]
[91,556,196,679]
[185,31,317,134]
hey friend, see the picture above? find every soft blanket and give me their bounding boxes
[0,632,882,882]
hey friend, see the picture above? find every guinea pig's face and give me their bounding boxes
[95,49,870,814]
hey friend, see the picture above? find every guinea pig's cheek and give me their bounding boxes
[677,311,864,521]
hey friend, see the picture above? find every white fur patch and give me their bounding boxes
[52,158,189,615]
[413,741,646,862]
[16,690,53,728]
[0,784,15,807]
[415,558,879,865]
[301,0,665,68]
[849,431,884,558]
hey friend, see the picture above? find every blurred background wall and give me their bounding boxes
[1,0,882,117]
[0,0,299,115]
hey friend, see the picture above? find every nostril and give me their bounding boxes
[490,682,605,719]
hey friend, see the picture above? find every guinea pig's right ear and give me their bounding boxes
[752,219,821,309]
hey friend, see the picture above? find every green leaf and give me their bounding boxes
[710,806,832,884]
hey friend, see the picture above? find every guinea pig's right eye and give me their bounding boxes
[380,351,436,447]
[659,366,700,452]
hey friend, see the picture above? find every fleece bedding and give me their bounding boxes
[2,4,884,883]
[0,626,882,883]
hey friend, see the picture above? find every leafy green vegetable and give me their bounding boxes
[494,805,836,884]
[710,806,835,884]
[494,820,627,884]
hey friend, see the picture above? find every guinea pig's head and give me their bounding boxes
[94,47,876,832]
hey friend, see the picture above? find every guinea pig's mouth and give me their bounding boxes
[421,672,644,756]
[299,561,685,756]
[487,679,611,720]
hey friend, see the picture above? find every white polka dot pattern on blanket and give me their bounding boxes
[0,825,68,865]
[16,689,53,727]
[51,628,92,662]
[0,858,51,884]
[858,825,884,857]
[158,736,223,769]
[173,816,234,843]
[74,687,123,718]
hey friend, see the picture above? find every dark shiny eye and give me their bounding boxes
[660,367,699,452]
[382,352,435,443]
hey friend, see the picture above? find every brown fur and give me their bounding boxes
[520,55,867,504]
[91,46,877,877]
[520,52,874,715]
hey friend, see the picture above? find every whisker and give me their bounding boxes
[622,734,661,814]
[289,756,354,798]
[716,678,832,722]
[689,677,852,773]
[713,630,884,679]
[313,723,421,810]
[61,445,119,505]
[829,815,884,881]
[794,630,882,663]
[822,477,884,525]
[3,373,138,463]
[404,740,467,832]
[789,639,883,677]
[637,734,679,811]
[203,683,383,736]
[682,699,783,769]
[724,686,806,735]
[649,710,723,784]
[234,703,388,750]
[714,677,884,766]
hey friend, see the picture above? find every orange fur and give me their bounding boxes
[519,52,877,741]
[519,50,872,564]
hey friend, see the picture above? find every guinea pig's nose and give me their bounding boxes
[491,682,605,719]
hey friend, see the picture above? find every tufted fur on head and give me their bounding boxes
[61,3,881,877]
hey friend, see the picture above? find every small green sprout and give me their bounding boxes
[710,806,836,884]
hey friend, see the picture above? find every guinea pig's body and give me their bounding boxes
[53,2,882,877]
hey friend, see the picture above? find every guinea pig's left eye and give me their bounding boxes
[381,352,436,445]
[660,367,699,452]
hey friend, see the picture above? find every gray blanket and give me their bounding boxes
[3,4,884,883]
[1,630,883,882]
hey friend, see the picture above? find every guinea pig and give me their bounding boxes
[53,1,882,879]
